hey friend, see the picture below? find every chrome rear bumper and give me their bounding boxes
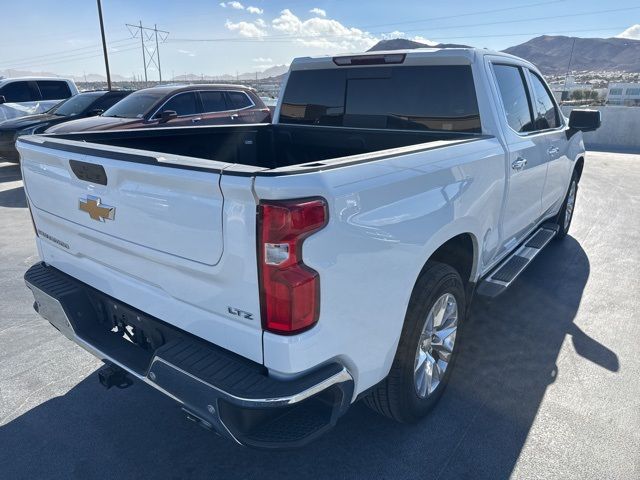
[25,262,353,448]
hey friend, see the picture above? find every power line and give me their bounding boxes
[168,5,639,44]
[1,46,140,70]
[351,0,568,30]
[0,41,138,70]
[428,26,632,41]
[0,38,133,66]
[371,6,640,35]
[169,26,630,44]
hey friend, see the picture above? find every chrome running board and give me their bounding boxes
[476,223,559,298]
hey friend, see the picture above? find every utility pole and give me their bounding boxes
[562,37,577,102]
[155,24,162,84]
[96,0,112,90]
[139,21,147,83]
[127,21,169,85]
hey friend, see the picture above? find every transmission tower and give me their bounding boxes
[126,21,169,84]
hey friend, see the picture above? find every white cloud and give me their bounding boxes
[411,35,438,46]
[225,19,267,37]
[220,1,244,9]
[247,6,263,14]
[271,9,377,50]
[255,18,266,28]
[381,31,406,40]
[253,57,273,62]
[379,31,437,46]
[617,24,640,40]
[177,48,197,57]
[309,8,326,17]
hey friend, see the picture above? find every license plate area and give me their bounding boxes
[73,288,184,375]
[97,295,166,353]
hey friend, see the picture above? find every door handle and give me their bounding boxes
[511,157,528,171]
[230,113,239,120]
[547,146,560,156]
[191,117,202,123]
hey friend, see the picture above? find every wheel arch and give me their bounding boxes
[575,156,585,182]
[408,229,480,313]
[426,232,478,288]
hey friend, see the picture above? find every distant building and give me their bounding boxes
[607,83,640,106]
[552,76,598,102]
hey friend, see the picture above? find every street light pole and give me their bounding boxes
[96,0,112,90]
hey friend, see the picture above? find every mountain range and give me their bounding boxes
[503,36,640,73]
[368,39,470,51]
[171,65,289,82]
[0,64,289,84]
[368,35,640,73]
[3,35,640,82]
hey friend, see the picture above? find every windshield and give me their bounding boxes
[51,92,103,116]
[102,90,165,118]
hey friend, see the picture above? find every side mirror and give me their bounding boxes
[569,109,601,132]
[0,95,6,105]
[159,110,178,123]
[88,108,104,117]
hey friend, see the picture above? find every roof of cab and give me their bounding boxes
[0,76,76,86]
[289,47,534,71]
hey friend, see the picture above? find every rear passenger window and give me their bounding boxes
[493,64,534,133]
[160,92,199,116]
[37,81,72,100]
[227,91,253,109]
[91,93,126,111]
[200,91,228,112]
[528,71,559,130]
[280,65,481,132]
[0,81,34,102]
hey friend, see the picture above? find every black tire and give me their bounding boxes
[555,170,578,240]
[363,261,465,423]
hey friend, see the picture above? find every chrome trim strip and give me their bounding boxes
[148,356,353,408]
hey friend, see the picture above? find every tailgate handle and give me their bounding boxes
[69,160,108,186]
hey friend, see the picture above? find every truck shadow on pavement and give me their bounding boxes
[0,236,619,480]
[0,163,26,208]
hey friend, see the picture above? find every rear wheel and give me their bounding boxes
[363,261,465,423]
[556,171,578,240]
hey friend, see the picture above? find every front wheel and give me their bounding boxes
[363,261,465,423]
[555,172,578,240]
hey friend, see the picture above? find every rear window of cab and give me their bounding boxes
[280,65,481,133]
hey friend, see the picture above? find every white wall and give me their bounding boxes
[561,105,640,152]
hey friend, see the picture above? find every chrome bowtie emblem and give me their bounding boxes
[79,195,115,222]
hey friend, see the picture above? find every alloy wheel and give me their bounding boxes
[414,293,458,398]
[565,180,577,230]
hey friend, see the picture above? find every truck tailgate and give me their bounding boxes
[18,137,264,363]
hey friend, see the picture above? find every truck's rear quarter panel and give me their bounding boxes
[255,137,506,394]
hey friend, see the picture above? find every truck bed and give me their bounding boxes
[40,123,481,171]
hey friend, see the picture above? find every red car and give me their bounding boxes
[46,84,270,133]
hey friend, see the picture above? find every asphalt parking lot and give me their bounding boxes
[0,151,638,480]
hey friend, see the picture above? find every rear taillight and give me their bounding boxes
[258,198,328,334]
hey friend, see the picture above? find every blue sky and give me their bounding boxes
[1,0,639,79]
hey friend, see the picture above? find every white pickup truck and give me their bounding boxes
[19,48,600,448]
